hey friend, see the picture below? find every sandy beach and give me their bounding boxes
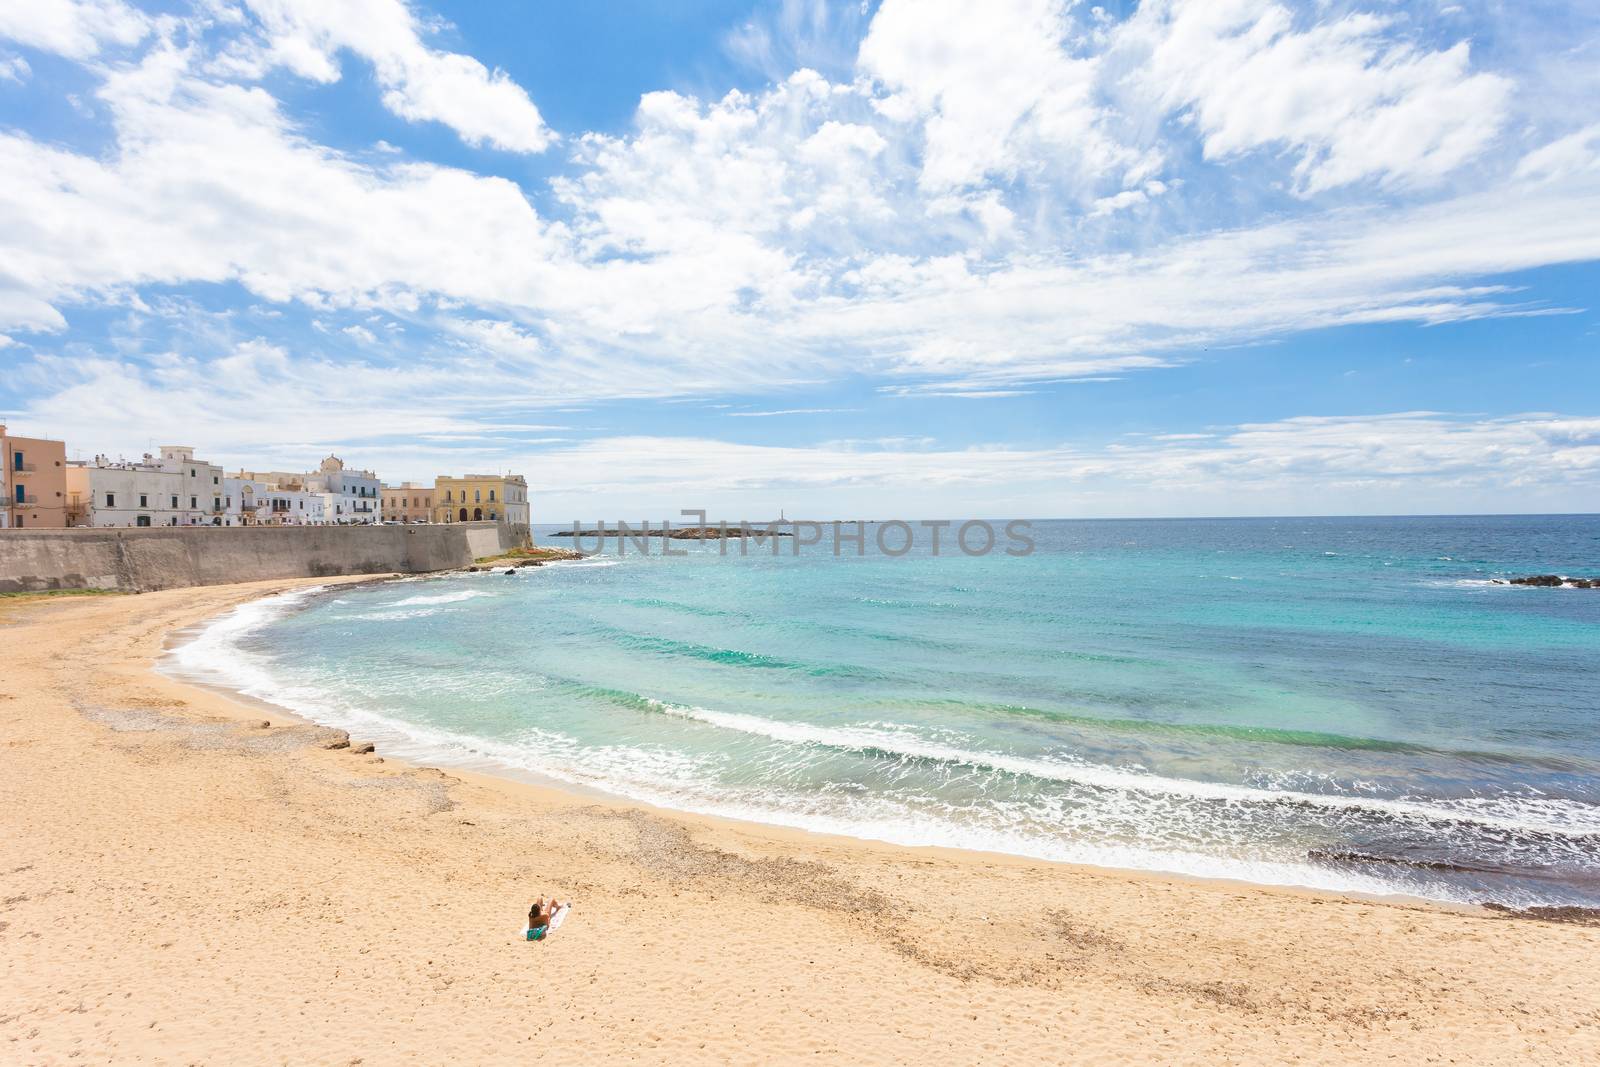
[3,579,1598,1065]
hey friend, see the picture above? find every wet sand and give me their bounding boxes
[3,578,1598,1064]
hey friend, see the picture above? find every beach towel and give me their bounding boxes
[549,904,570,931]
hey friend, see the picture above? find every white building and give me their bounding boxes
[230,455,378,525]
[263,486,325,525]
[66,446,225,527]
[223,476,327,526]
[305,455,380,524]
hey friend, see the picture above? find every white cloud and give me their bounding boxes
[0,0,1597,495]
[4,28,1599,402]
[1514,123,1600,184]
[342,324,376,344]
[859,0,1128,192]
[0,0,150,60]
[0,40,566,321]
[0,55,31,83]
[1122,0,1512,194]
[222,0,553,153]
[507,412,1600,517]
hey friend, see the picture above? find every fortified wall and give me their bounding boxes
[0,522,529,593]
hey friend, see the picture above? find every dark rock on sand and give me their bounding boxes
[350,742,375,755]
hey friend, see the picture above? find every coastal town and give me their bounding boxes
[0,424,528,530]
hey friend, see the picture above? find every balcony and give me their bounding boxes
[11,461,36,473]
[12,493,38,504]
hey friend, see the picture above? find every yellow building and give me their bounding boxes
[433,473,529,527]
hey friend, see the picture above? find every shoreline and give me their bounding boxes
[159,577,1564,915]
[4,578,1598,1062]
[159,583,1462,913]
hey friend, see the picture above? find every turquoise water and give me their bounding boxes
[175,517,1600,906]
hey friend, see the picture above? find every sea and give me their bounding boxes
[167,516,1600,908]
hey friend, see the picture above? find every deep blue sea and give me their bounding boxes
[173,516,1600,907]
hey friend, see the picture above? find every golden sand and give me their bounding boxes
[3,579,1597,1064]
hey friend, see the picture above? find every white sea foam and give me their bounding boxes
[643,700,1600,838]
[164,585,325,694]
[341,607,458,622]
[391,589,496,608]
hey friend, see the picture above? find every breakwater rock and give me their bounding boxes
[1492,575,1599,588]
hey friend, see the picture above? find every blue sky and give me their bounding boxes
[0,0,1597,518]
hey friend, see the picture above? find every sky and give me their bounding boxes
[0,0,1597,519]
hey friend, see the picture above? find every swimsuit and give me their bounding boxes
[525,924,548,941]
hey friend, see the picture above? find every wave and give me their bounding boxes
[164,585,326,693]
[391,589,497,608]
[613,696,1600,839]
[877,697,1600,772]
[341,607,458,622]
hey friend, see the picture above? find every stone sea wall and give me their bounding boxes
[0,522,528,593]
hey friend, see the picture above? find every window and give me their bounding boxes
[12,450,22,470]
[140,494,148,507]
[190,496,197,508]
[171,495,178,508]
[489,489,496,502]
[190,469,196,477]
[106,493,116,507]
[13,485,22,503]
[474,489,481,502]
[137,515,151,527]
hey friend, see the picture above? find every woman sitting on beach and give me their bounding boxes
[525,896,570,941]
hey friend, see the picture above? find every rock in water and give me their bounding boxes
[1506,574,1598,587]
